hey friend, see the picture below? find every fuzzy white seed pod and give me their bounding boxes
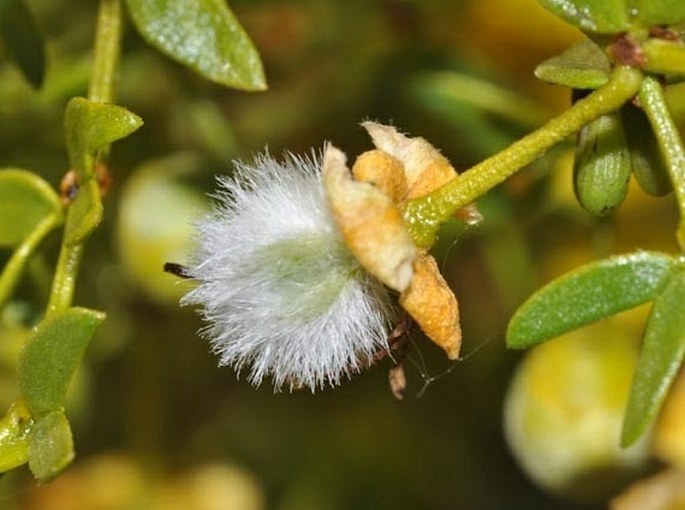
[181,151,398,391]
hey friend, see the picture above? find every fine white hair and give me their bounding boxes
[182,150,397,390]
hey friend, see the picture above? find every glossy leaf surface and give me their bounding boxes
[0,402,32,472]
[64,97,143,179]
[536,0,629,34]
[0,0,46,87]
[0,168,61,247]
[63,98,142,244]
[28,410,74,481]
[537,0,685,34]
[125,0,266,90]
[534,38,610,89]
[507,252,674,349]
[19,307,105,415]
[622,268,685,446]
[633,0,685,27]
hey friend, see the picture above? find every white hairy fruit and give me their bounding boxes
[182,152,397,390]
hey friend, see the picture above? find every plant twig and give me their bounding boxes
[639,76,685,250]
[403,65,644,247]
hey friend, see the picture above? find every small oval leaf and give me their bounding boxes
[536,0,629,34]
[621,268,685,447]
[28,410,74,482]
[19,307,105,415]
[64,179,103,246]
[64,97,143,178]
[125,0,266,91]
[534,38,611,89]
[633,0,685,27]
[507,251,674,349]
[537,0,685,33]
[0,401,33,473]
[0,0,46,88]
[0,168,61,247]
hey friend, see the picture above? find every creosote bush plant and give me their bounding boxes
[2,0,685,507]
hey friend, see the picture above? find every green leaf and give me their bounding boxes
[621,268,685,446]
[62,98,142,244]
[537,0,685,33]
[0,0,46,88]
[28,410,74,482]
[64,178,103,246]
[124,0,266,91]
[507,251,674,349]
[19,307,105,415]
[536,0,629,34]
[0,401,33,473]
[64,97,143,179]
[534,38,611,89]
[0,168,61,247]
[632,0,685,27]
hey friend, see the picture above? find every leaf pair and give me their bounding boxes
[63,97,143,245]
[0,307,104,481]
[507,251,685,447]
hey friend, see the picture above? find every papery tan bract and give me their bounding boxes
[323,122,466,359]
[361,121,458,198]
[322,147,416,293]
[399,254,462,359]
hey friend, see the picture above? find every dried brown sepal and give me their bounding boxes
[399,253,462,359]
[322,146,417,292]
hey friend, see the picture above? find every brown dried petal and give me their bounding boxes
[399,253,462,359]
[361,121,458,199]
[322,146,417,292]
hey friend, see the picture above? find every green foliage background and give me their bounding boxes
[1,0,684,508]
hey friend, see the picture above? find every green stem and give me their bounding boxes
[0,212,63,311]
[404,66,643,248]
[642,39,685,77]
[639,76,685,251]
[88,0,122,104]
[46,0,122,316]
[45,244,84,317]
